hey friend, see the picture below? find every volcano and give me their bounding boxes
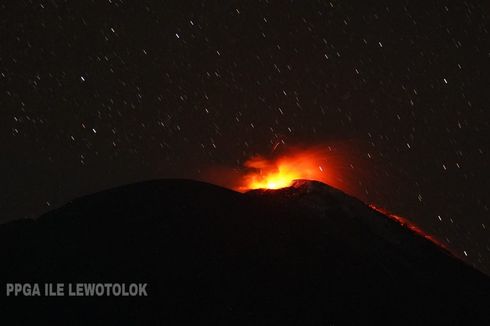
[1,179,489,325]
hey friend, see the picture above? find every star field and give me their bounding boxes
[1,1,489,273]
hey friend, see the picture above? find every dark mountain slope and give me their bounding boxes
[1,179,489,325]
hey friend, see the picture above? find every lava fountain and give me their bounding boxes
[238,147,342,191]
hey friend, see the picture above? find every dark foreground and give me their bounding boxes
[1,179,489,325]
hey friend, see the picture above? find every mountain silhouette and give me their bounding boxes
[1,179,489,325]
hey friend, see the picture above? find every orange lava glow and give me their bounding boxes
[368,204,450,251]
[239,147,340,191]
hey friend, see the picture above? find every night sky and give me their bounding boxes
[1,1,489,273]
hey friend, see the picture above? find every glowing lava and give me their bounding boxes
[240,148,337,191]
[369,204,450,251]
